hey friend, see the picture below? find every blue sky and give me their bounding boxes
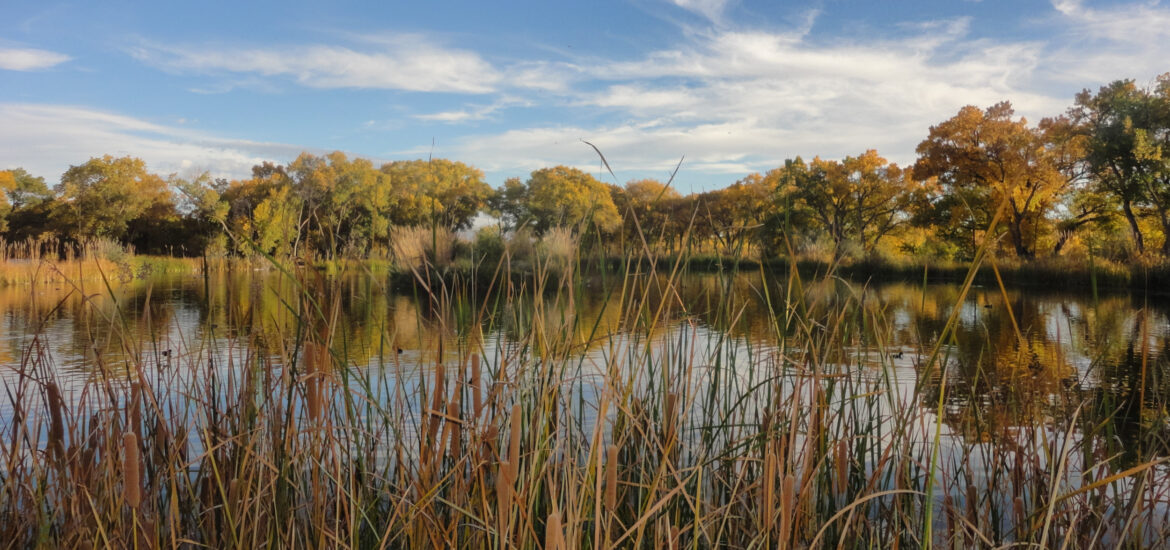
[2,0,1168,192]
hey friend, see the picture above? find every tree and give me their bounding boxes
[773,151,921,256]
[915,102,1069,259]
[288,152,394,258]
[219,168,295,256]
[1068,80,1161,254]
[617,179,681,248]
[0,168,52,209]
[380,158,493,230]
[489,177,529,232]
[1141,73,1170,254]
[514,166,621,235]
[55,155,172,240]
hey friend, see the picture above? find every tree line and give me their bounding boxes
[2,74,1169,264]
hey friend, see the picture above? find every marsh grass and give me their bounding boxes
[1,207,1170,548]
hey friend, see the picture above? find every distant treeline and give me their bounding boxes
[3,74,1170,263]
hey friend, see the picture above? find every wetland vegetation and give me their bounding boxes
[3,74,1170,547]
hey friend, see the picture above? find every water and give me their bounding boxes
[4,267,1168,452]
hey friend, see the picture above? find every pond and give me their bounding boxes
[5,267,1168,450]
[3,264,1170,545]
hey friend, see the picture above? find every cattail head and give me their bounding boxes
[966,484,979,529]
[834,439,849,495]
[777,473,795,546]
[496,459,515,532]
[123,432,141,509]
[46,382,66,460]
[305,375,321,422]
[446,401,462,458]
[508,403,522,466]
[1013,496,1026,534]
[545,511,564,550]
[762,450,777,534]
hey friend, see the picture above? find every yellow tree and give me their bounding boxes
[522,166,621,234]
[620,178,681,247]
[771,151,920,256]
[380,158,493,230]
[288,152,393,257]
[915,102,1069,259]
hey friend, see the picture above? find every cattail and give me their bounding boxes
[443,400,461,458]
[544,511,565,550]
[965,484,978,534]
[46,382,66,461]
[670,525,681,549]
[305,375,321,422]
[123,432,141,509]
[508,404,522,466]
[834,439,849,496]
[471,354,483,418]
[777,474,795,550]
[1013,496,1026,535]
[605,444,619,513]
[496,460,514,535]
[228,477,240,512]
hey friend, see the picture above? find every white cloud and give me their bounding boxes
[0,103,307,181]
[130,39,501,94]
[0,48,70,71]
[413,97,531,123]
[437,1,1170,184]
[672,0,734,24]
[1043,0,1170,85]
[24,0,1170,190]
[436,14,1068,181]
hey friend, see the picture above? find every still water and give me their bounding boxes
[2,267,1169,453]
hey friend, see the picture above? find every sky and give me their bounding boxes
[1,0,1169,192]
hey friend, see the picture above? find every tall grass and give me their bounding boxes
[1,213,1169,548]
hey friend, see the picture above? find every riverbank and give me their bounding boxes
[4,250,1167,298]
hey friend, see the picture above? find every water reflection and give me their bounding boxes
[1,268,1168,452]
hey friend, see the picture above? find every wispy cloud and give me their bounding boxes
[0,48,71,71]
[671,0,734,24]
[438,1,1170,183]
[0,103,307,180]
[1044,0,1170,85]
[129,37,502,94]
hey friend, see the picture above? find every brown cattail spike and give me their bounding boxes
[123,432,141,509]
[545,511,564,550]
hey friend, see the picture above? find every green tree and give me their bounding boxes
[489,176,530,232]
[55,155,172,240]
[0,168,52,209]
[1068,80,1161,254]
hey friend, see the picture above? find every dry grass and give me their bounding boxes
[1,213,1169,549]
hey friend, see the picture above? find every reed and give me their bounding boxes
[0,200,1167,549]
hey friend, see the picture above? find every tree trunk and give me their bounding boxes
[1159,209,1170,256]
[1121,199,1145,254]
[1008,215,1033,259]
